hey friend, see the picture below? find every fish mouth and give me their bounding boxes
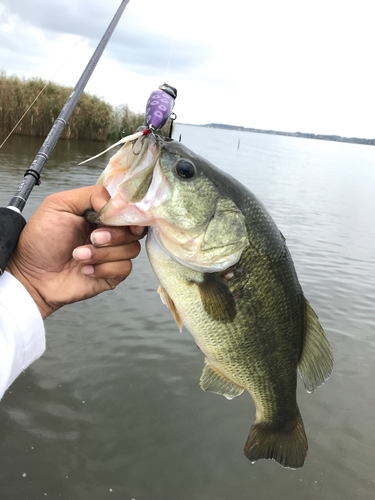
[87,133,166,226]
[98,133,159,199]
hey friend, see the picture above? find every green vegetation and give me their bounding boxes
[0,72,172,141]
[108,104,146,140]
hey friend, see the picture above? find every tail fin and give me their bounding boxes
[243,412,308,469]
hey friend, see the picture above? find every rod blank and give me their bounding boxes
[0,0,130,274]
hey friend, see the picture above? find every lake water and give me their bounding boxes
[0,124,375,499]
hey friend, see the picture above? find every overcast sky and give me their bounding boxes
[1,0,374,138]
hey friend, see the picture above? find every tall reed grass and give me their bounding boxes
[0,72,172,141]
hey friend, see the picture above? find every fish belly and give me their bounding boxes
[146,230,245,381]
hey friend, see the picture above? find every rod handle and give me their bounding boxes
[0,207,26,275]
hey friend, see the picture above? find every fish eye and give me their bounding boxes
[175,160,196,180]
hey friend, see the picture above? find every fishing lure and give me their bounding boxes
[146,83,177,132]
[79,83,177,165]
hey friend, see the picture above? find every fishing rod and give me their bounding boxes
[0,0,130,275]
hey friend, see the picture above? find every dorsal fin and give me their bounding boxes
[298,298,333,393]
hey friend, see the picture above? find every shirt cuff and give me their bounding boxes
[0,271,46,397]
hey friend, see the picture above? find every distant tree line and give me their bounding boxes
[0,72,171,141]
[202,123,375,146]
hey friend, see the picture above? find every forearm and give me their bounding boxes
[0,271,46,399]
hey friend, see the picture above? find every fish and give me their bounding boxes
[85,132,333,469]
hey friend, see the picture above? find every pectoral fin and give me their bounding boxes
[194,273,237,323]
[298,298,333,393]
[157,285,183,332]
[200,360,244,400]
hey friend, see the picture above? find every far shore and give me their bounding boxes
[180,122,375,146]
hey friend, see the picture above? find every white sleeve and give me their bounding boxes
[0,271,46,399]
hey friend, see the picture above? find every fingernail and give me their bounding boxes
[73,247,92,261]
[82,265,95,275]
[91,230,111,246]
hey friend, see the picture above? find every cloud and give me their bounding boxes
[1,0,375,137]
[0,0,108,37]
[107,37,212,77]
[0,0,212,78]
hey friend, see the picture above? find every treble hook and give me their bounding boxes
[131,127,151,155]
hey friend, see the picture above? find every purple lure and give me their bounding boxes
[145,84,177,131]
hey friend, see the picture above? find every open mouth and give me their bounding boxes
[86,134,168,226]
[98,134,159,198]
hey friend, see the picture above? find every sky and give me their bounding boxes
[1,0,375,138]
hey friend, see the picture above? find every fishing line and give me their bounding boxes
[0,78,51,149]
[164,34,174,83]
[0,12,102,149]
[161,33,177,139]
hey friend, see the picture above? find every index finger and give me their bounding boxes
[90,226,146,247]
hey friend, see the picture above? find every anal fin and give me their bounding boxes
[200,360,244,400]
[157,285,183,332]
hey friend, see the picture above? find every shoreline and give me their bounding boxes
[181,122,375,146]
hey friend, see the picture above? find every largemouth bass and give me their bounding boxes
[85,133,333,469]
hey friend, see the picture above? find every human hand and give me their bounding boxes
[6,185,145,319]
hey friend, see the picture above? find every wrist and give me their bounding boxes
[6,260,54,320]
